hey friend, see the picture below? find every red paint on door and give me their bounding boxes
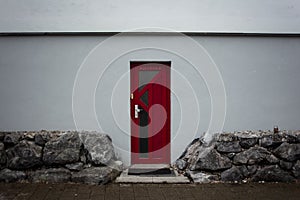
[130,61,170,164]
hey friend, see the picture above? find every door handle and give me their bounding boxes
[134,105,142,118]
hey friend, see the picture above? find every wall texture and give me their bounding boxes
[0,0,300,33]
[0,35,300,165]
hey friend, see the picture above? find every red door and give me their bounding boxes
[130,61,170,164]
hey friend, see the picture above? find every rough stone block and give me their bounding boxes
[0,142,6,165]
[43,132,81,165]
[221,166,243,182]
[175,159,187,170]
[3,132,22,146]
[79,132,115,165]
[29,168,71,183]
[252,165,294,182]
[65,162,84,171]
[193,148,232,171]
[71,167,117,185]
[233,146,278,165]
[216,141,242,153]
[0,168,26,183]
[239,138,257,149]
[6,140,42,169]
[279,160,293,170]
[292,160,300,179]
[273,142,300,162]
[0,132,5,141]
[259,135,282,148]
[187,171,219,183]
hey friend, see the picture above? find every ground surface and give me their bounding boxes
[0,182,299,200]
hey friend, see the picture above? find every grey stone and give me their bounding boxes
[279,160,293,170]
[34,135,44,146]
[292,160,300,178]
[29,168,71,183]
[239,138,258,149]
[175,159,187,170]
[0,142,6,165]
[6,140,42,169]
[84,163,92,169]
[193,148,232,171]
[237,165,250,177]
[0,151,6,165]
[80,152,87,164]
[79,132,115,165]
[295,132,300,143]
[273,132,285,141]
[216,141,242,153]
[71,167,118,185]
[175,131,300,183]
[246,165,257,175]
[4,132,21,145]
[0,142,5,151]
[221,166,243,182]
[0,132,5,141]
[226,153,236,159]
[0,168,26,183]
[252,165,295,182]
[43,132,81,165]
[34,133,47,146]
[179,139,203,170]
[237,132,259,139]
[178,138,201,159]
[217,133,238,142]
[267,154,280,164]
[65,162,84,171]
[259,135,282,148]
[23,132,35,140]
[284,131,300,143]
[35,131,55,146]
[107,160,123,171]
[233,146,278,165]
[187,171,219,183]
[273,142,300,161]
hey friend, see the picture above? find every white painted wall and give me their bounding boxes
[0,35,300,165]
[0,0,300,33]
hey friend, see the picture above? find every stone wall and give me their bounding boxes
[175,130,300,183]
[0,131,122,184]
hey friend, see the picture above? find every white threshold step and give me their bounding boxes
[115,168,190,184]
[129,164,170,169]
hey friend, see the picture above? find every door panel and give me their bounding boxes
[130,61,170,164]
